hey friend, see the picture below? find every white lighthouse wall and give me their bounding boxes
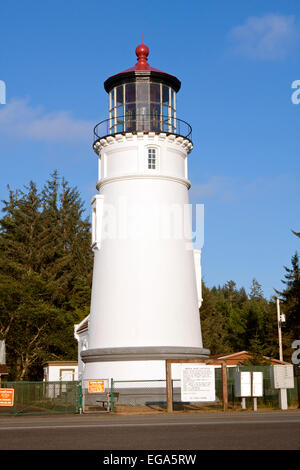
[89,180,202,350]
[83,360,183,388]
[89,134,202,349]
[84,133,204,382]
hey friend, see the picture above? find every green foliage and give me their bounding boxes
[275,241,300,359]
[201,230,300,364]
[0,172,92,380]
[200,277,283,363]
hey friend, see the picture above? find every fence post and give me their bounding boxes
[82,381,85,413]
[110,378,114,412]
[221,362,228,412]
[13,384,17,415]
[77,382,83,414]
[166,360,173,413]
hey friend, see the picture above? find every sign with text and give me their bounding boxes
[181,364,215,402]
[271,365,294,389]
[0,388,14,406]
[88,380,105,393]
[252,371,263,397]
[234,371,252,397]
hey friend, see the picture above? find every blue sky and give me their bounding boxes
[0,0,299,299]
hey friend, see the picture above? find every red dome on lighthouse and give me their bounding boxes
[135,43,150,69]
[104,43,181,93]
[118,43,167,74]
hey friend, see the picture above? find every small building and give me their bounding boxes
[209,351,291,366]
[43,361,78,382]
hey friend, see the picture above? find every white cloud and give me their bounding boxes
[190,176,236,202]
[228,14,298,60]
[190,173,298,205]
[0,98,94,142]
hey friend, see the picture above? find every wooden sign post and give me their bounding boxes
[165,358,228,413]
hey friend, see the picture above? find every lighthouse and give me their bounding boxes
[81,43,209,386]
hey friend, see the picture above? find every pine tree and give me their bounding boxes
[277,251,300,358]
[249,278,264,301]
[200,282,231,355]
[0,172,93,380]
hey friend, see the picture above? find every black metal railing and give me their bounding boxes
[93,114,192,143]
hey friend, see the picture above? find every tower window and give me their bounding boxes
[148,148,156,170]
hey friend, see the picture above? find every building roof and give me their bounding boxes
[209,351,291,366]
[104,43,181,93]
[120,43,164,73]
[43,361,78,367]
[76,318,89,334]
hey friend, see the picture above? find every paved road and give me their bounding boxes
[0,410,299,451]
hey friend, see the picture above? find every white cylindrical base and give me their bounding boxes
[83,359,172,386]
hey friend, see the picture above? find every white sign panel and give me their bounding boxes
[181,364,215,402]
[234,371,251,397]
[252,371,263,397]
[271,365,294,389]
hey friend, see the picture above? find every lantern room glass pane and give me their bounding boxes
[116,86,123,106]
[162,85,169,105]
[150,103,160,131]
[162,105,169,132]
[150,83,160,103]
[136,82,149,102]
[125,83,136,103]
[108,81,178,135]
[111,90,115,109]
[116,105,123,118]
[162,105,169,119]
[125,103,136,132]
[137,102,150,130]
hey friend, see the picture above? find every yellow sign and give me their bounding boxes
[88,380,105,393]
[0,388,14,406]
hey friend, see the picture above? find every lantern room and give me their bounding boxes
[93,43,192,145]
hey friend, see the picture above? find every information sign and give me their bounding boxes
[271,365,294,389]
[234,371,251,397]
[252,371,263,397]
[181,364,215,402]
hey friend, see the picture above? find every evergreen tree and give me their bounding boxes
[276,251,300,359]
[0,172,92,380]
[200,282,231,355]
[249,278,264,301]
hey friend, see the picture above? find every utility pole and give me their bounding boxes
[276,298,288,409]
[276,298,283,362]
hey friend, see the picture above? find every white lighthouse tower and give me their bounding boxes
[81,43,209,385]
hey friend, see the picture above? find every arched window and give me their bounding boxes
[148,148,156,170]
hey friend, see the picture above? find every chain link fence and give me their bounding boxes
[1,366,298,415]
[109,366,299,412]
[0,381,82,415]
